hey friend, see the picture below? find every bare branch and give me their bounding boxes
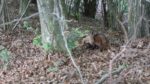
[0,12,39,27]
[95,66,125,84]
[57,0,85,84]
[12,0,32,30]
[108,43,128,84]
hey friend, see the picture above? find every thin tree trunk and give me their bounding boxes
[1,0,10,30]
[19,0,29,16]
[102,0,108,28]
[83,0,96,18]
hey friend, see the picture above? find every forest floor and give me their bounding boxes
[0,1,150,84]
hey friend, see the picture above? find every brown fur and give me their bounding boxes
[78,33,110,51]
[93,33,110,51]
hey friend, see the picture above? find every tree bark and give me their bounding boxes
[128,0,150,39]
[83,0,96,18]
[102,0,108,28]
[0,0,10,30]
[37,0,66,51]
[19,0,29,16]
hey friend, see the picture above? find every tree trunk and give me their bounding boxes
[19,0,28,16]
[141,0,150,37]
[0,0,10,30]
[102,0,108,28]
[107,0,118,30]
[83,0,96,18]
[37,0,66,52]
[128,0,150,39]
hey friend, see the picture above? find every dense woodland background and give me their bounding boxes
[0,0,150,84]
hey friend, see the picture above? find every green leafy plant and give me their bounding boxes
[66,28,89,50]
[75,12,81,20]
[23,21,33,30]
[33,35,52,52]
[0,49,10,67]
[32,35,42,46]
[32,28,89,52]
[70,12,81,20]
[47,66,58,72]
[42,43,52,52]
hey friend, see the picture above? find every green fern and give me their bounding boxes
[67,28,89,50]
[32,35,42,46]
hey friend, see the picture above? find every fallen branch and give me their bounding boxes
[95,66,125,84]
[108,42,129,84]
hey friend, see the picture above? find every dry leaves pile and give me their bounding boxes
[0,29,149,84]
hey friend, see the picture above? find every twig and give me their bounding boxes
[57,0,85,84]
[95,66,125,84]
[0,12,39,27]
[108,43,127,84]
[12,0,31,30]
